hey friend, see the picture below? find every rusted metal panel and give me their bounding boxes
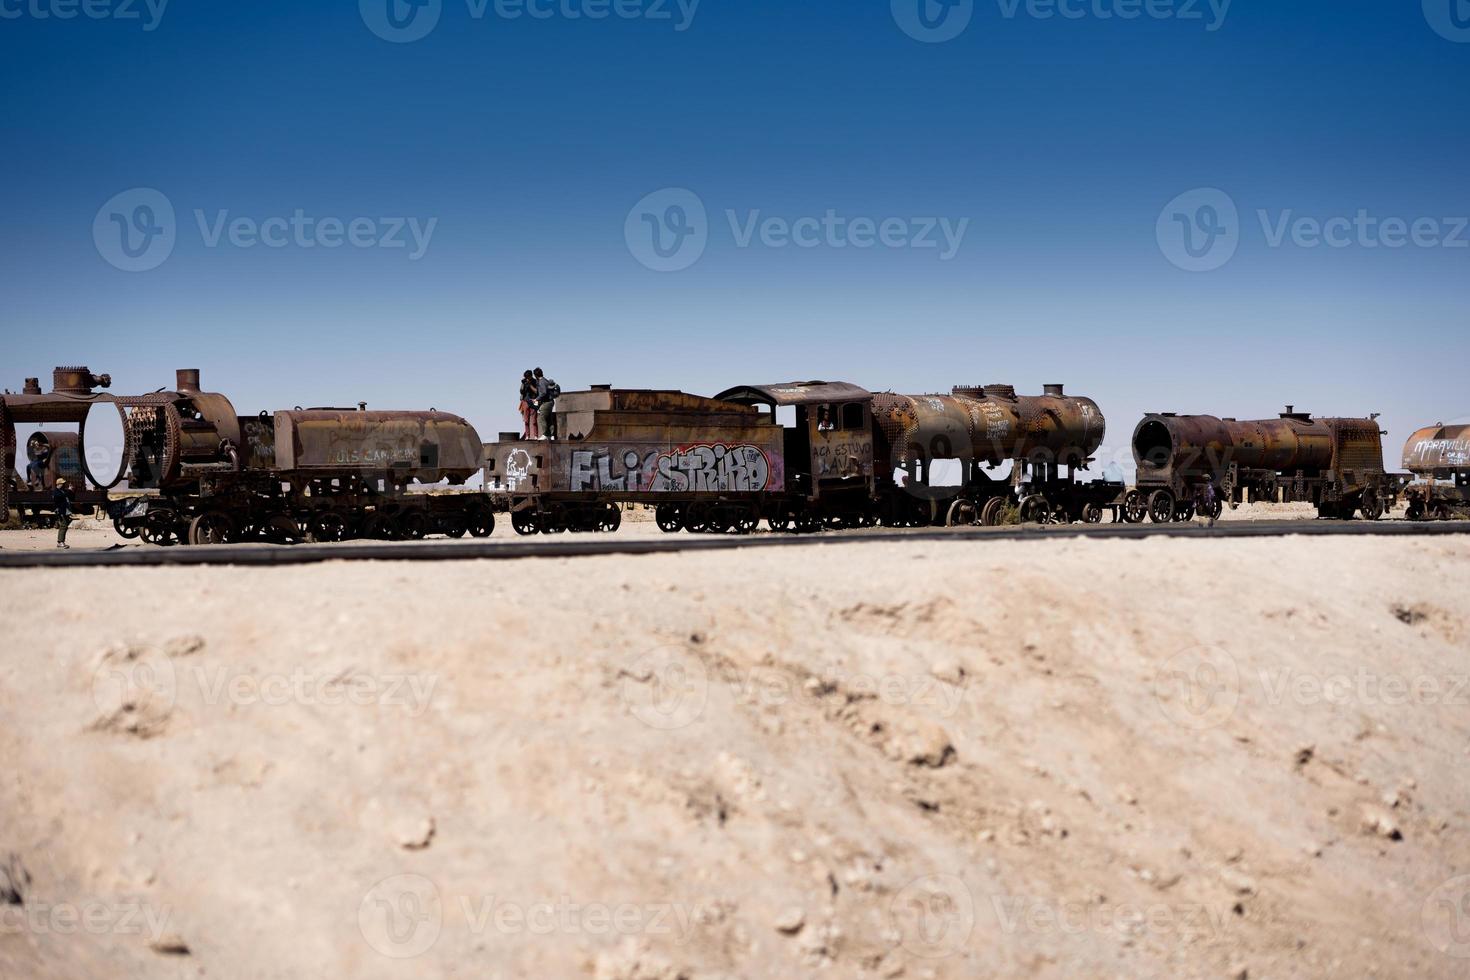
[486,386,785,497]
[714,381,873,407]
[276,410,482,482]
[1403,424,1470,473]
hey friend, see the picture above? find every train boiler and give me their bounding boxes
[1401,423,1470,521]
[116,369,493,545]
[1130,407,1395,522]
[862,383,1116,526]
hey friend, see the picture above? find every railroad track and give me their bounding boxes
[3,519,1469,569]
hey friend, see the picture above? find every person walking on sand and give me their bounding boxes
[53,477,75,549]
[534,367,561,441]
[518,370,539,440]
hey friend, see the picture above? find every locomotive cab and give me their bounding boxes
[714,381,876,502]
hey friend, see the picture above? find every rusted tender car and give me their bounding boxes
[1402,423,1470,521]
[484,386,786,533]
[1130,407,1395,522]
[2,367,125,526]
[117,369,492,545]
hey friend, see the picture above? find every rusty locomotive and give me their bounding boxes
[108,369,494,545]
[1128,407,1397,522]
[1,367,124,527]
[483,380,1117,533]
[1402,423,1470,521]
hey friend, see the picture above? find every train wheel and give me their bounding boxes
[1434,502,1454,521]
[1147,490,1176,524]
[732,511,758,535]
[945,499,978,527]
[767,515,792,533]
[1206,499,1224,522]
[263,514,304,544]
[1122,490,1148,524]
[511,510,538,536]
[1406,500,1426,522]
[655,505,684,533]
[979,497,1005,527]
[140,511,178,547]
[443,519,468,538]
[113,517,140,539]
[1050,504,1071,525]
[1174,501,1195,523]
[1360,489,1384,521]
[400,511,429,540]
[599,505,622,533]
[468,507,495,538]
[538,512,565,535]
[188,511,234,546]
[311,510,350,543]
[365,513,400,541]
[1018,495,1049,525]
[1081,503,1103,524]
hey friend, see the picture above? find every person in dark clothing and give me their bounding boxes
[53,477,75,549]
[533,367,560,441]
[25,436,51,489]
[1198,481,1218,528]
[518,370,539,440]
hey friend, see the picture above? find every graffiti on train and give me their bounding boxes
[571,444,780,493]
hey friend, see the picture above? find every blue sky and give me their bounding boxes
[2,0,1467,470]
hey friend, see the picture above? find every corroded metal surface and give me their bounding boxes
[1403,424,1470,474]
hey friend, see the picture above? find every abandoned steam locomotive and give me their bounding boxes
[1129,407,1398,522]
[483,379,1116,533]
[109,369,494,545]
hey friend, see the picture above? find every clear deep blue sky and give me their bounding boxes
[2,0,1467,469]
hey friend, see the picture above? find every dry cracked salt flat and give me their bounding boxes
[1,529,1469,979]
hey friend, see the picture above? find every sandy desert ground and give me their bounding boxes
[2,529,1469,979]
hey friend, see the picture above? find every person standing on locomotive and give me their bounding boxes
[534,367,561,441]
[53,476,75,549]
[25,435,51,489]
[519,370,539,440]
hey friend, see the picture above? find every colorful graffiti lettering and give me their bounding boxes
[571,444,777,493]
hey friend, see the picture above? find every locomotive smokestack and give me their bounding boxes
[1044,384,1065,397]
[177,369,201,393]
[23,377,41,395]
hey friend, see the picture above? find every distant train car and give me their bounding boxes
[116,369,493,545]
[1401,423,1470,521]
[1,367,123,527]
[1130,406,1395,522]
